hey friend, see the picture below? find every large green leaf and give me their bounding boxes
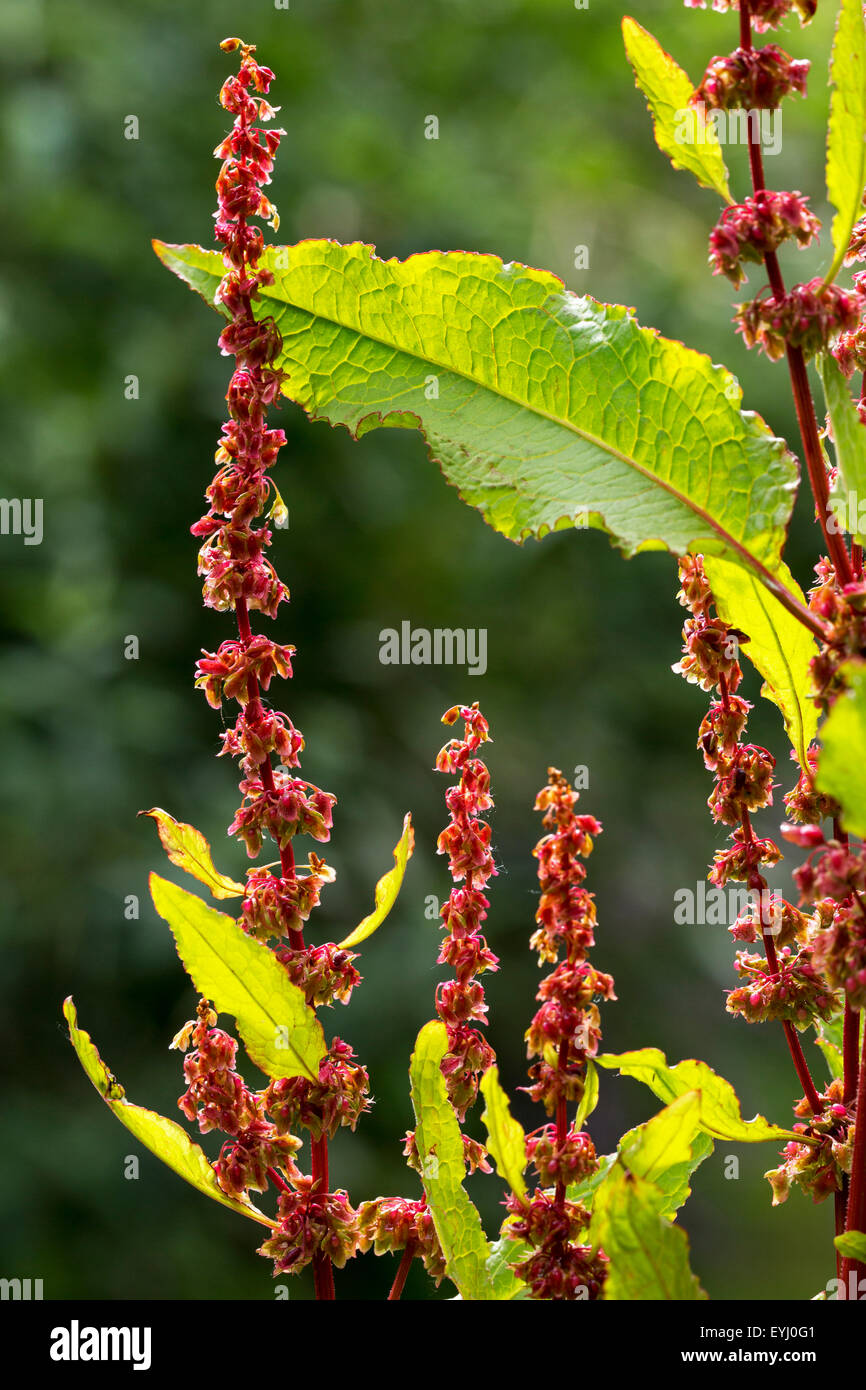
[410,1021,522,1300]
[584,1095,709,1297]
[154,240,793,567]
[703,554,817,770]
[63,998,274,1228]
[589,1168,707,1300]
[618,1092,700,1183]
[817,658,866,836]
[337,813,414,949]
[826,0,866,283]
[155,238,814,759]
[597,1048,800,1142]
[622,16,731,202]
[617,1092,713,1220]
[479,1065,527,1201]
[141,807,245,899]
[819,354,866,545]
[149,874,326,1083]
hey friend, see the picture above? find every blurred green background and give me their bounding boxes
[0,0,849,1300]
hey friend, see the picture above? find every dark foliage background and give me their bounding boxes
[0,0,844,1299]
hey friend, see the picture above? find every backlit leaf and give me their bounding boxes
[825,0,866,283]
[338,813,414,949]
[622,16,731,202]
[410,1021,522,1300]
[590,1168,707,1300]
[484,1234,533,1300]
[154,238,810,762]
[813,1013,845,1083]
[575,1056,600,1130]
[63,997,273,1228]
[617,1091,713,1219]
[597,1047,799,1142]
[835,1230,866,1260]
[703,554,818,770]
[141,807,246,899]
[819,354,866,545]
[149,874,326,1083]
[480,1065,527,1201]
[817,659,866,837]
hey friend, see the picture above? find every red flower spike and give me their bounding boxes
[693,44,809,111]
[736,279,864,363]
[169,43,364,1290]
[765,1081,854,1206]
[258,1184,362,1274]
[709,191,820,288]
[433,703,500,1118]
[684,0,816,31]
[265,1038,371,1143]
[503,768,612,1300]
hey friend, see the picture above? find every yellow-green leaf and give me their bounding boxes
[141,807,246,899]
[590,1168,707,1300]
[480,1065,527,1201]
[483,1235,533,1300]
[411,1021,521,1300]
[825,0,866,283]
[63,997,274,1228]
[157,238,814,759]
[575,1056,599,1130]
[149,874,325,1083]
[819,354,866,545]
[622,16,731,202]
[817,658,866,836]
[597,1048,800,1142]
[835,1230,866,1260]
[704,554,818,770]
[617,1092,713,1220]
[338,813,414,949]
[814,1013,846,1083]
[618,1092,701,1184]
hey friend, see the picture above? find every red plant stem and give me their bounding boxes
[266,1165,292,1196]
[387,1241,417,1301]
[780,1021,823,1116]
[739,3,853,587]
[785,346,853,586]
[838,1005,857,1281]
[833,824,861,1107]
[741,810,823,1115]
[857,375,866,579]
[311,1253,335,1301]
[214,49,334,1305]
[841,1022,866,1294]
[554,1038,570,1210]
[834,825,858,1269]
[311,1134,335,1300]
